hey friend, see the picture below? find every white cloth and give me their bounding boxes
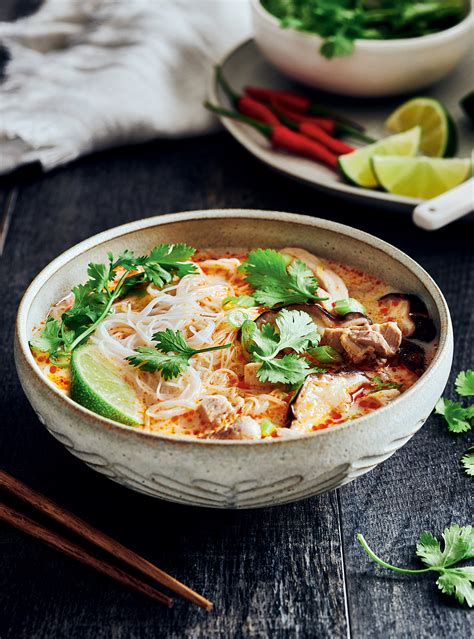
[0,0,251,174]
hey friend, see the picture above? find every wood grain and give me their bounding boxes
[0,0,472,636]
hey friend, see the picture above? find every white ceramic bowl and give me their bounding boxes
[15,210,453,508]
[252,0,474,96]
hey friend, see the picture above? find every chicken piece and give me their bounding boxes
[281,247,349,308]
[378,293,436,342]
[321,322,402,364]
[210,416,261,440]
[244,362,270,388]
[197,395,232,427]
[291,372,367,431]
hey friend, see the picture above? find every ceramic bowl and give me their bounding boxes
[251,0,474,97]
[15,210,453,508]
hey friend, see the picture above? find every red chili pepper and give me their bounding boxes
[245,86,375,143]
[237,95,280,125]
[215,66,279,126]
[205,102,338,169]
[269,98,336,133]
[298,121,354,155]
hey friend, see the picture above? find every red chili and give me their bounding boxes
[299,121,354,155]
[245,86,311,112]
[237,96,280,126]
[271,125,338,168]
[269,99,336,133]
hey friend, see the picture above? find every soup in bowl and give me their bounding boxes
[15,210,453,508]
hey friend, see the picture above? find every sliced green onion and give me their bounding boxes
[333,298,366,316]
[260,418,277,437]
[240,319,256,359]
[308,345,344,365]
[228,309,250,328]
[222,295,256,309]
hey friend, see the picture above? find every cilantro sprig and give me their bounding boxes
[242,309,323,385]
[30,244,197,361]
[435,370,474,434]
[126,329,232,380]
[241,248,327,308]
[358,525,474,607]
[461,447,474,477]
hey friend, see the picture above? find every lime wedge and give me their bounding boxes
[372,155,471,199]
[338,127,421,188]
[71,344,144,426]
[385,98,457,158]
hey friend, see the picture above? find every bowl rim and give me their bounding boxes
[252,0,473,50]
[16,209,452,447]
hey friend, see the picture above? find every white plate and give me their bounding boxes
[210,39,474,211]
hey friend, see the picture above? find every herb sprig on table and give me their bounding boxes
[358,525,474,607]
[30,244,197,362]
[262,0,466,59]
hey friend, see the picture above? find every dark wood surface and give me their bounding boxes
[0,2,473,637]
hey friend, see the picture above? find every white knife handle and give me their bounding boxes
[412,178,474,230]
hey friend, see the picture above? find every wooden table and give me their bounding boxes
[0,2,472,637]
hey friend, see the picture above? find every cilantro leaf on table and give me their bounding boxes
[461,447,474,477]
[358,525,474,607]
[455,370,474,397]
[241,248,326,307]
[435,398,473,433]
[127,329,232,380]
[29,244,198,359]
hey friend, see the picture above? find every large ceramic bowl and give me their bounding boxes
[15,211,453,508]
[252,0,474,96]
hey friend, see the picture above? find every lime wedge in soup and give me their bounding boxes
[71,344,144,426]
[371,155,471,199]
[338,127,421,188]
[385,97,457,158]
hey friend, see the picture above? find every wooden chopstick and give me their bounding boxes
[0,470,213,611]
[0,502,173,607]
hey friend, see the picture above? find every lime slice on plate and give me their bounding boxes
[371,155,471,199]
[338,127,421,188]
[71,344,144,426]
[385,98,457,158]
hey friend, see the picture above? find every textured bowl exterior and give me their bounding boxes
[15,210,453,508]
[252,0,473,97]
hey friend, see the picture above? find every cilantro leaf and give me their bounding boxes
[435,398,473,433]
[461,447,474,477]
[274,308,320,354]
[30,318,63,355]
[242,249,325,308]
[367,376,402,394]
[437,568,474,607]
[257,354,315,385]
[358,524,474,607]
[455,370,474,397]
[127,329,232,380]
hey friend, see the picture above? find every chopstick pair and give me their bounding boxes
[0,470,212,611]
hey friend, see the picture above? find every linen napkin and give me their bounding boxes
[0,0,251,174]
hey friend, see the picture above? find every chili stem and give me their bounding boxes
[204,102,271,137]
[215,65,239,105]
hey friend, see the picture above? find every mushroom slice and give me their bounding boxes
[393,339,426,374]
[291,372,367,432]
[281,247,349,307]
[378,293,436,342]
[254,305,368,333]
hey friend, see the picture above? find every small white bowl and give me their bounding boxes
[252,0,474,97]
[15,210,453,509]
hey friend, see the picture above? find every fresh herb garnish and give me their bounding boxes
[127,329,232,380]
[222,295,256,309]
[358,524,474,607]
[455,370,474,397]
[307,345,343,365]
[435,399,474,434]
[333,297,366,316]
[461,447,474,477]
[30,244,197,360]
[241,248,327,308]
[262,0,466,59]
[242,309,322,385]
[367,376,402,394]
